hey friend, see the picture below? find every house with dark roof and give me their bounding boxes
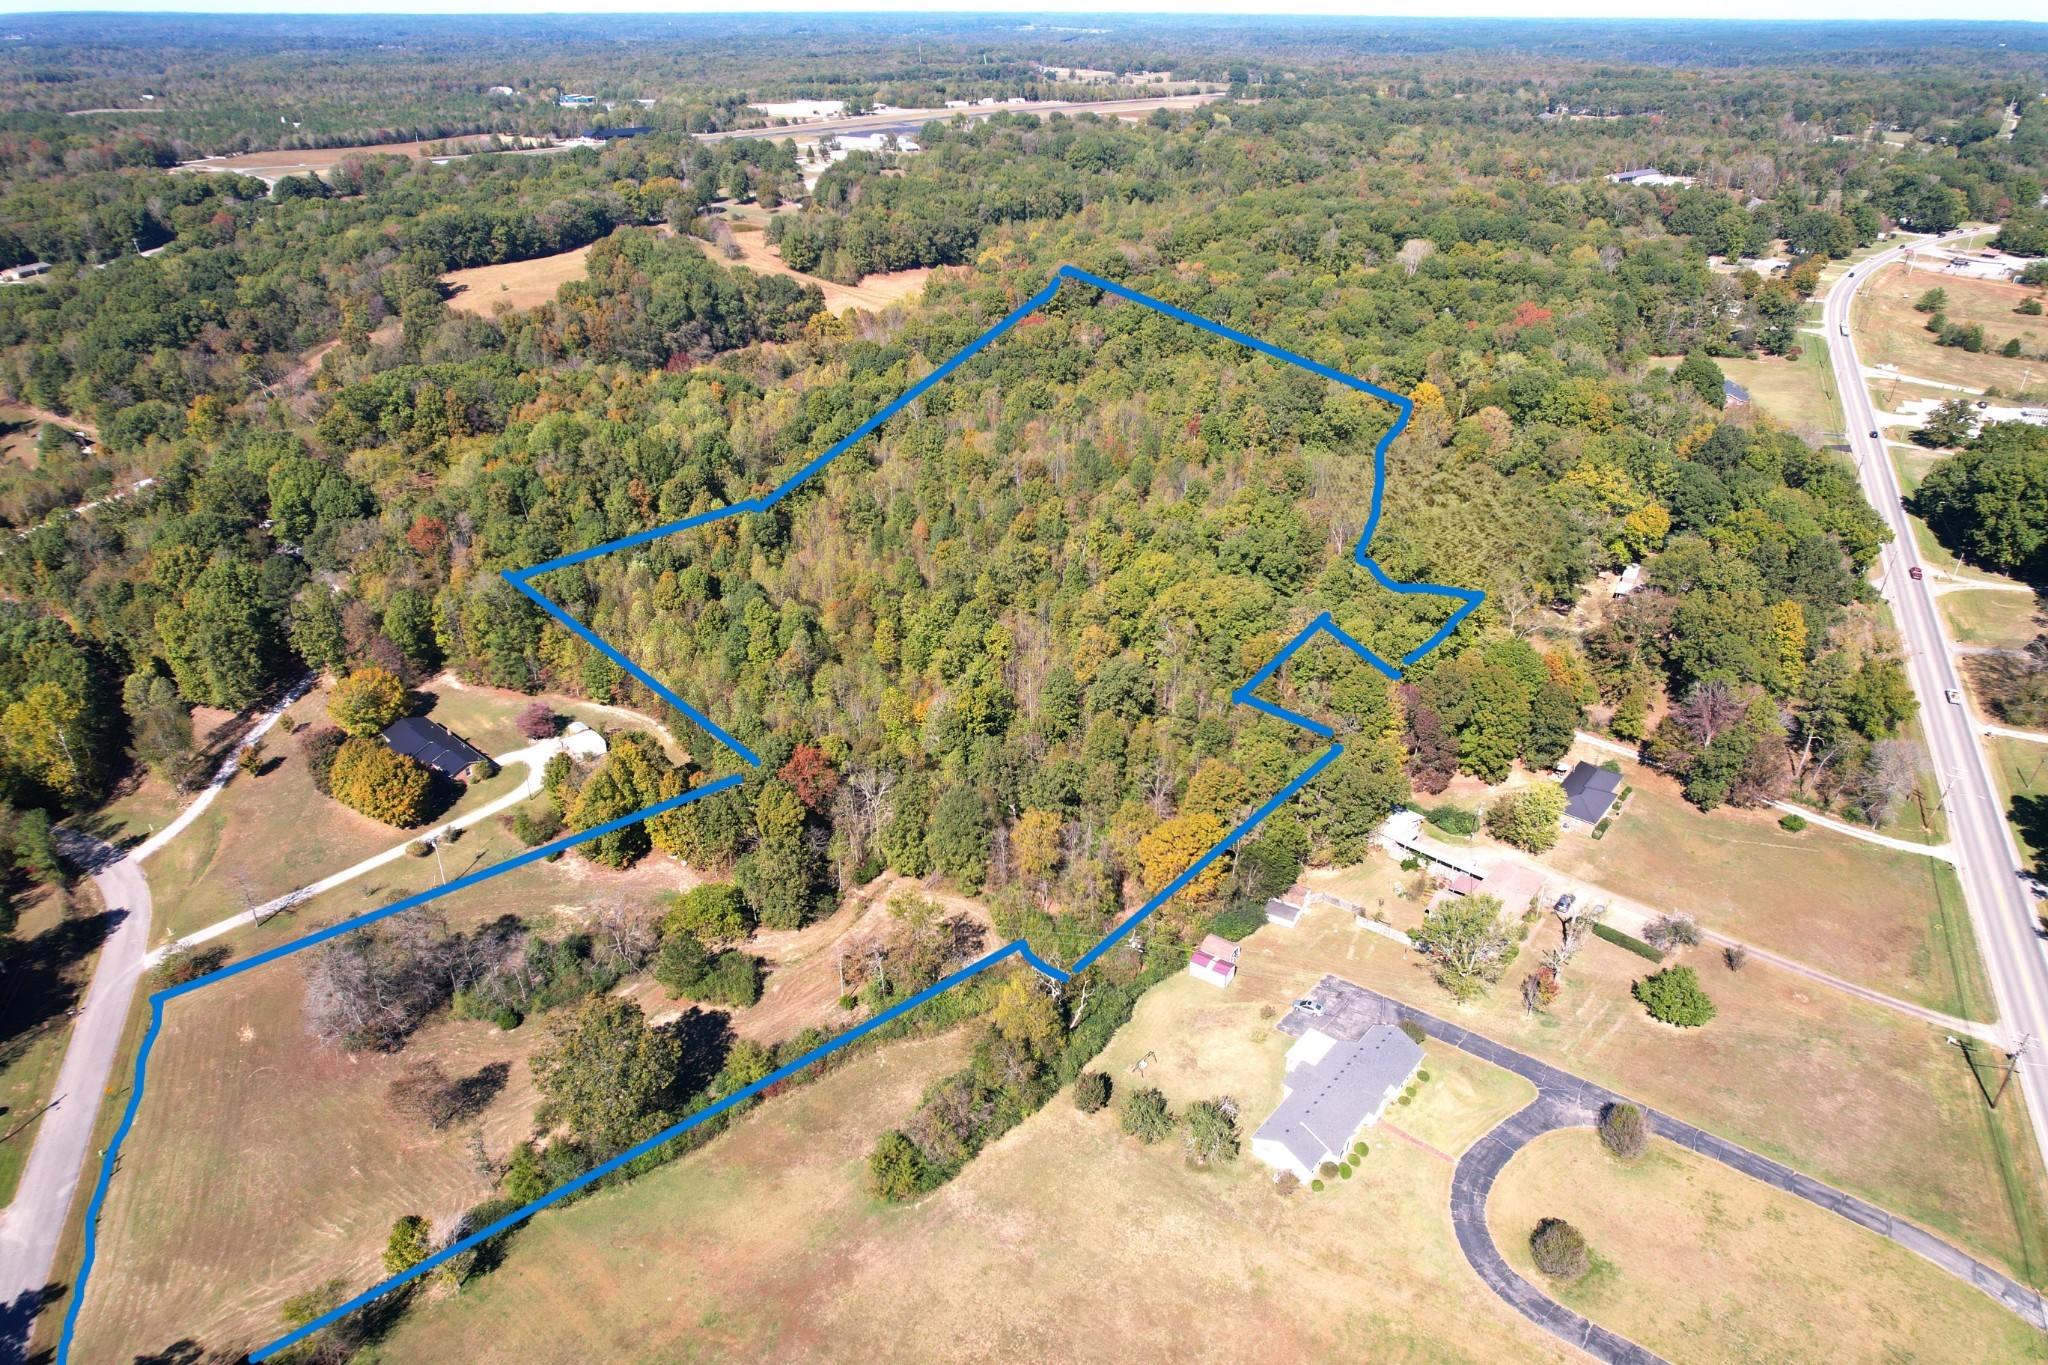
[1252,1024,1425,1181]
[1560,761,1623,826]
[381,717,487,780]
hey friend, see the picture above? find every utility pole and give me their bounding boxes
[1996,1034,2035,1109]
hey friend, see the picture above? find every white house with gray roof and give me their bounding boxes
[1251,1024,1424,1181]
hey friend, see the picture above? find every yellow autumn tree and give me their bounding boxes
[1764,600,1808,695]
[1135,812,1229,909]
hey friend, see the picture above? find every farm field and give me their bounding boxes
[1850,261,2045,392]
[177,135,552,180]
[1488,1128,2046,1363]
[1231,895,2048,1286]
[382,955,1567,1364]
[1544,754,1993,1022]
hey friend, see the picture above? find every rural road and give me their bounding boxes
[0,832,150,1362]
[1285,978,2048,1362]
[1824,238,2048,1177]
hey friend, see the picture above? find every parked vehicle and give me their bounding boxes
[1294,998,1324,1015]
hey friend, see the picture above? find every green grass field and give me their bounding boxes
[1489,1129,2047,1363]
[1718,345,1844,435]
[1943,589,2044,653]
[1988,736,2048,871]
[1549,759,1995,1023]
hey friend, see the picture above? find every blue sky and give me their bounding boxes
[0,3,2043,22]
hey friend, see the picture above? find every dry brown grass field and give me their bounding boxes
[70,963,541,1361]
[1489,1129,2048,1362]
[1851,261,2046,392]
[688,230,936,314]
[380,967,1567,1365]
[442,244,599,315]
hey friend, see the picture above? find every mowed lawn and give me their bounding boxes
[1989,736,2048,870]
[1943,588,2044,653]
[71,962,544,1361]
[383,970,1569,1364]
[1233,901,2048,1287]
[129,678,676,943]
[1489,1129,2046,1363]
[1547,758,1995,1022]
[1717,345,1843,435]
[1852,261,2045,392]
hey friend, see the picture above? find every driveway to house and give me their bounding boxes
[1282,976,2048,1363]
[0,832,149,1362]
[151,725,606,963]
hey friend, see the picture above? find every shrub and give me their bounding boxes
[382,1214,432,1275]
[512,805,564,847]
[1634,965,1717,1027]
[1399,1019,1427,1045]
[1073,1070,1111,1114]
[328,666,408,737]
[1274,1171,1300,1196]
[470,756,500,781]
[1778,813,1807,832]
[1204,903,1267,941]
[1724,944,1750,972]
[1310,1178,1325,1192]
[867,1130,927,1201]
[1181,1098,1241,1164]
[150,942,230,988]
[236,742,264,777]
[1424,803,1478,836]
[1642,913,1702,952]
[407,839,433,858]
[1318,1161,1340,1181]
[1530,1218,1590,1280]
[298,725,348,795]
[1599,1101,1649,1160]
[516,701,559,740]
[662,882,753,944]
[1338,1163,1353,1178]
[1397,1092,1413,1105]
[1592,922,1664,962]
[328,737,433,826]
[1119,1086,1174,1144]
[654,931,763,1008]
[1416,1070,1430,1083]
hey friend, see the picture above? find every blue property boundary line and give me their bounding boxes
[55,264,1481,1363]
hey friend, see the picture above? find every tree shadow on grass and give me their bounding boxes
[2013,795,2048,881]
[0,1282,62,1365]
[0,907,121,1069]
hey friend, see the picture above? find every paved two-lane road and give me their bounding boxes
[1822,239,2048,1173]
[0,833,150,1360]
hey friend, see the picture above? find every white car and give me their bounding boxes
[1945,689,1963,705]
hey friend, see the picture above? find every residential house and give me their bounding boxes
[1252,1025,1425,1182]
